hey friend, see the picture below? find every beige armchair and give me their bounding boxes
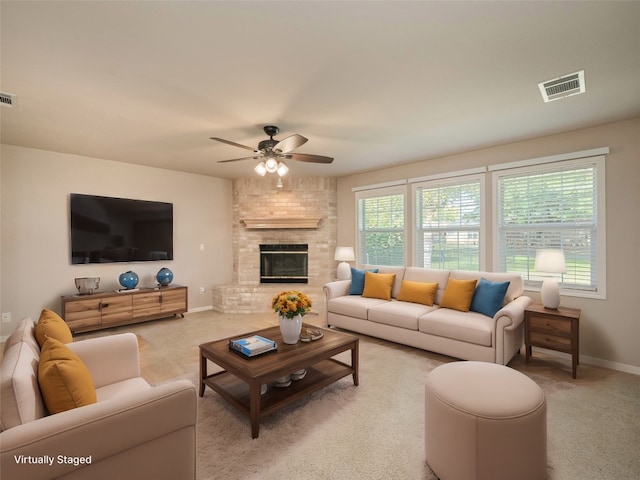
[1,318,197,480]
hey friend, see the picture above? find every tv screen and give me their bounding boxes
[70,193,173,264]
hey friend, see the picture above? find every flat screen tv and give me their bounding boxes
[70,193,173,264]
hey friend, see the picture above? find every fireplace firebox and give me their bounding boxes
[260,244,308,283]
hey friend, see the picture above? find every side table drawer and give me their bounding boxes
[530,332,572,351]
[529,315,571,335]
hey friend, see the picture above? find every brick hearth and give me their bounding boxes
[212,176,337,314]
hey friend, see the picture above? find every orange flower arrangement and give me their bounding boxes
[272,291,312,319]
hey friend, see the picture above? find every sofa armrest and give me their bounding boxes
[0,379,196,480]
[67,333,140,389]
[494,295,533,329]
[323,280,351,300]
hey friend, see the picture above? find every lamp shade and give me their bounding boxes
[334,246,355,262]
[534,249,566,273]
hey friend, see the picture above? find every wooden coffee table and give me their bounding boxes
[199,323,359,438]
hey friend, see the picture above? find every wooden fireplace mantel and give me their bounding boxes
[241,218,322,229]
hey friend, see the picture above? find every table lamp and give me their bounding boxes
[534,249,566,309]
[335,246,355,280]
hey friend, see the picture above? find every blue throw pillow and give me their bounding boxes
[470,278,510,317]
[349,268,379,295]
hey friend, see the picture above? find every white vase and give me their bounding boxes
[279,314,302,344]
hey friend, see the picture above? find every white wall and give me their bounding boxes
[336,117,640,372]
[0,145,233,337]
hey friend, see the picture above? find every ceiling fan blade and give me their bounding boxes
[285,152,334,164]
[217,155,262,163]
[273,134,308,154]
[210,137,257,152]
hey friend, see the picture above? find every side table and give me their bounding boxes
[524,304,581,378]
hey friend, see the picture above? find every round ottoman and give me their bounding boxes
[425,361,546,480]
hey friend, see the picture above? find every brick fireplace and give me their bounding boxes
[212,176,337,314]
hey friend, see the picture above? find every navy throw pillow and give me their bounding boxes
[349,268,379,295]
[470,278,510,317]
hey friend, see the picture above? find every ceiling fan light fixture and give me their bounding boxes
[276,162,289,177]
[265,157,278,173]
[254,162,267,176]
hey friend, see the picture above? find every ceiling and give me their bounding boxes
[1,1,639,179]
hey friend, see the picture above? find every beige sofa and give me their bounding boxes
[1,318,197,480]
[324,266,532,365]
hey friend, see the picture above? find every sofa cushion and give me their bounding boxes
[362,272,396,300]
[440,278,478,312]
[397,280,439,306]
[450,270,523,303]
[365,266,406,298]
[0,319,47,430]
[470,278,511,317]
[349,267,378,295]
[403,267,450,304]
[328,295,389,319]
[419,309,494,347]
[35,309,73,348]
[38,338,97,414]
[368,300,436,330]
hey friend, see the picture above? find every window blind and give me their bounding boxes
[357,189,405,266]
[496,160,598,290]
[415,179,481,270]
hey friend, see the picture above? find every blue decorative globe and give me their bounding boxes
[119,271,139,289]
[156,267,173,286]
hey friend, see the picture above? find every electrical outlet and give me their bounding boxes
[199,287,206,294]
[2,312,11,323]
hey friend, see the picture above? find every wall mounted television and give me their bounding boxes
[70,193,173,264]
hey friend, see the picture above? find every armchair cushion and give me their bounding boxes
[38,338,96,414]
[0,318,46,431]
[35,309,72,348]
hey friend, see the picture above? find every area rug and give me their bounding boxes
[101,311,639,480]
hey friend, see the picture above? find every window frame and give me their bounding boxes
[411,173,486,271]
[354,184,408,267]
[491,155,606,299]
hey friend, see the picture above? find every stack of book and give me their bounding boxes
[229,335,277,358]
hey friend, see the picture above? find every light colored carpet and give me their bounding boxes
[79,311,640,480]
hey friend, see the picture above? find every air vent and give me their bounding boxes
[0,92,16,107]
[538,70,585,103]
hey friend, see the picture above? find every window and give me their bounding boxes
[494,156,605,296]
[356,185,406,266]
[414,176,483,270]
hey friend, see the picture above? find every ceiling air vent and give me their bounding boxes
[0,92,16,107]
[538,70,585,103]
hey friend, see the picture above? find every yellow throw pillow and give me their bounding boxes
[35,309,73,348]
[440,278,478,312]
[397,280,439,306]
[38,338,97,414]
[362,272,396,301]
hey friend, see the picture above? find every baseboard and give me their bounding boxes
[0,334,9,343]
[187,305,214,314]
[533,346,640,376]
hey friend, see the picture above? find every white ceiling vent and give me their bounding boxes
[538,70,585,103]
[0,92,16,107]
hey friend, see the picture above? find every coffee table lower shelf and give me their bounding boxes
[203,358,353,419]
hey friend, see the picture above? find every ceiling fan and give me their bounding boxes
[210,125,334,172]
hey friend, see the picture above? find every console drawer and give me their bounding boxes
[530,331,572,351]
[528,315,571,335]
